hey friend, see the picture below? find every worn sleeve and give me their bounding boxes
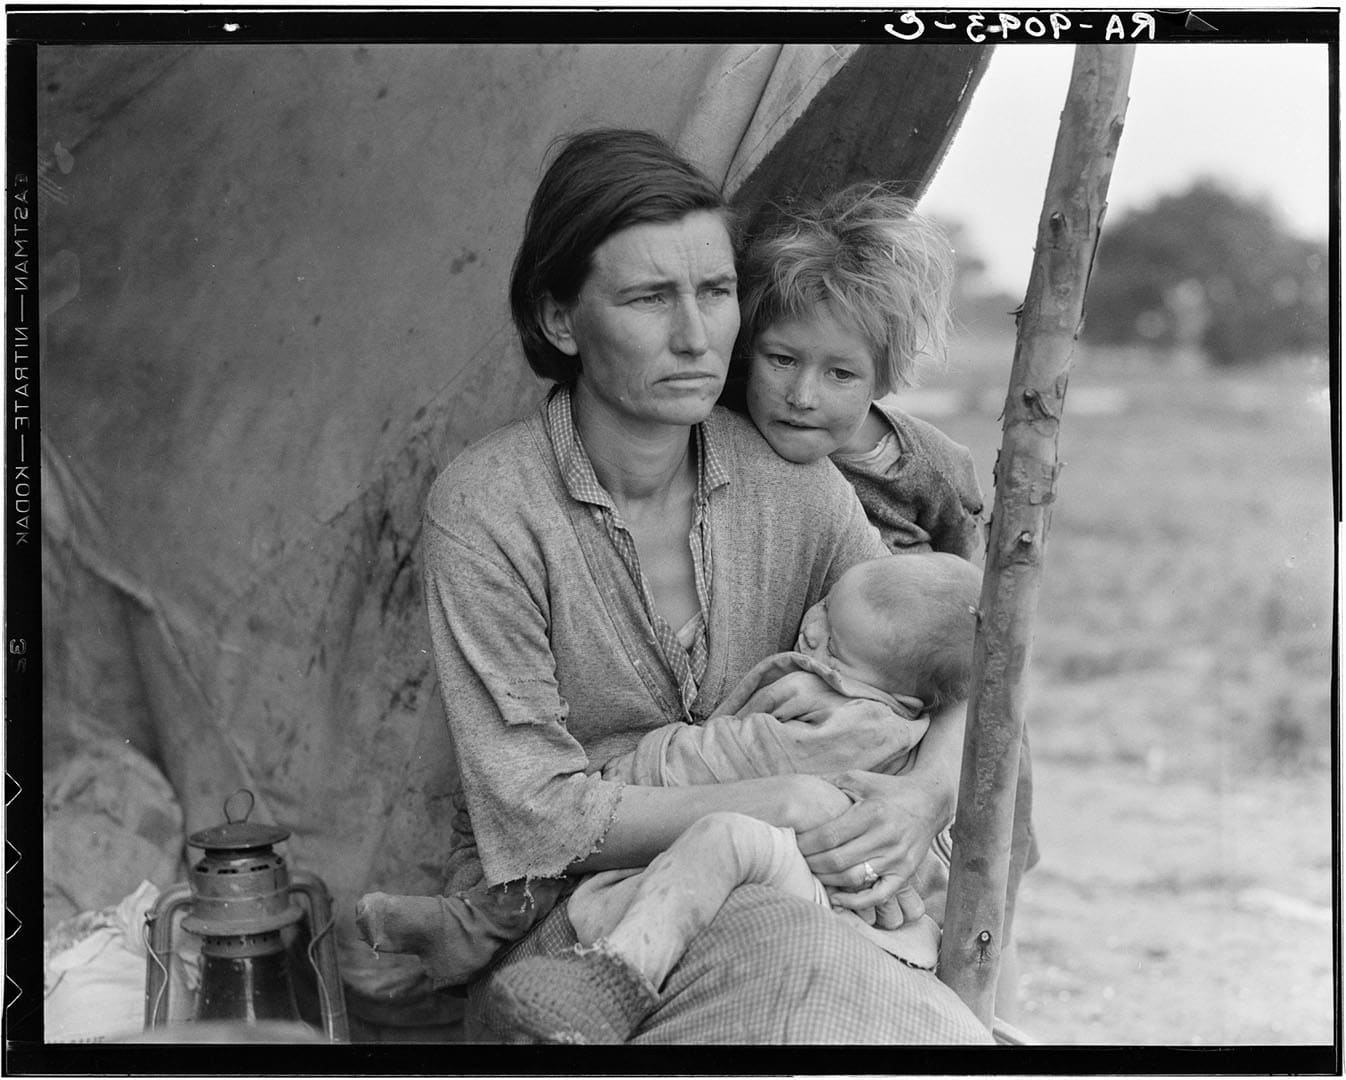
[931,438,985,563]
[832,406,986,564]
[423,519,624,886]
[605,702,926,787]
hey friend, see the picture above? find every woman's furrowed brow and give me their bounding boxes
[614,271,735,297]
[613,274,675,296]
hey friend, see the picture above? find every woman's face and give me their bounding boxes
[546,210,739,431]
[745,306,878,463]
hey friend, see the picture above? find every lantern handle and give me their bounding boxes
[223,787,256,825]
[290,870,350,1042]
[142,882,195,1030]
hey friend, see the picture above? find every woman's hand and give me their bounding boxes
[794,769,953,913]
[825,877,926,927]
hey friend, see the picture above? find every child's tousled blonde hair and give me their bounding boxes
[736,182,955,397]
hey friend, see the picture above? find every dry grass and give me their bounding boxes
[896,329,1335,779]
[890,326,1336,1044]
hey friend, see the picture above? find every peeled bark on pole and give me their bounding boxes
[937,44,1136,1026]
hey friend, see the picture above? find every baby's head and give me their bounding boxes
[795,553,982,711]
[737,182,955,463]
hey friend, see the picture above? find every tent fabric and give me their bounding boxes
[37,42,989,1015]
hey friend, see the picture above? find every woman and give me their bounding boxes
[423,128,988,1043]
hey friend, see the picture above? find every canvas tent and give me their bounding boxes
[36,41,990,1027]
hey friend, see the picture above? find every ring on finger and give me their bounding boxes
[861,861,879,887]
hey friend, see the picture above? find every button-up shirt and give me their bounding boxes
[545,384,729,718]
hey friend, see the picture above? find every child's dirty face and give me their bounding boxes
[745,309,877,463]
[794,566,890,689]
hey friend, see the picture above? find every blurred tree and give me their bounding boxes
[1084,179,1329,365]
[938,218,990,297]
[934,217,1022,336]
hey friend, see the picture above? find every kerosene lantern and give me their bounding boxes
[143,789,349,1041]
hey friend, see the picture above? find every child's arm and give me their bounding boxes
[933,437,986,563]
[895,411,987,562]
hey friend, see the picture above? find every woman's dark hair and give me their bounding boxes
[509,128,731,383]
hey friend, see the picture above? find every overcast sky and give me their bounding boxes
[920,43,1332,295]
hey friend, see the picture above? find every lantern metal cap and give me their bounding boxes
[188,819,291,851]
[188,789,290,851]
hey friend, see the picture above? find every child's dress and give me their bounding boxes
[830,399,985,562]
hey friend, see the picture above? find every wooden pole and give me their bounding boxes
[937,44,1136,1026]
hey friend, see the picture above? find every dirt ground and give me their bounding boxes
[1012,755,1334,1044]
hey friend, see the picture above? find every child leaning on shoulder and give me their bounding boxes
[732,181,986,563]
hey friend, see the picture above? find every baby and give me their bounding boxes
[730,180,985,561]
[355,553,978,991]
[481,552,983,1043]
